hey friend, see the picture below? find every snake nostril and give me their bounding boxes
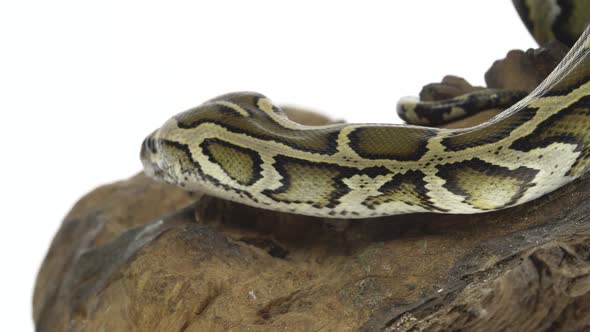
[144,137,157,154]
[140,137,157,161]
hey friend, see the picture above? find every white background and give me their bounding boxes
[1,1,535,330]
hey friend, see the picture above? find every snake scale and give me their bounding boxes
[141,0,590,218]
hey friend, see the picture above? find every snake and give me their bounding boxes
[141,0,590,218]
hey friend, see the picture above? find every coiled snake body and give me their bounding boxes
[141,1,590,218]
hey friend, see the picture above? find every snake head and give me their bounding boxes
[140,92,278,190]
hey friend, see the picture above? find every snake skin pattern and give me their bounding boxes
[513,0,590,47]
[141,2,590,218]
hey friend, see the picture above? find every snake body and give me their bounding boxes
[396,89,529,127]
[141,1,590,218]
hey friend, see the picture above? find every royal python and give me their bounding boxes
[141,0,590,218]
